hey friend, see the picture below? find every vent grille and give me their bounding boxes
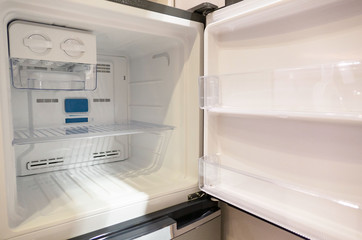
[36,99,59,103]
[93,150,121,160]
[97,64,111,73]
[93,98,111,102]
[27,157,64,170]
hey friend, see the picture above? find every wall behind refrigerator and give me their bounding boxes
[175,0,225,10]
[148,0,174,6]
[148,0,226,9]
[153,0,244,9]
[221,203,304,240]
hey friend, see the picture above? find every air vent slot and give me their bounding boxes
[93,98,111,102]
[27,157,64,170]
[36,98,59,103]
[92,150,121,160]
[97,64,111,73]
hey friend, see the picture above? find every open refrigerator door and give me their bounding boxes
[199,0,362,239]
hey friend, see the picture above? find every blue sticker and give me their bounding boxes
[65,98,88,113]
[65,117,88,124]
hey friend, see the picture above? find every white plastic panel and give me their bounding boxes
[15,135,129,176]
[8,21,96,64]
[202,0,362,239]
[205,0,362,75]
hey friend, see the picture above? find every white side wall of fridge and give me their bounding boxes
[0,0,203,239]
[200,0,362,239]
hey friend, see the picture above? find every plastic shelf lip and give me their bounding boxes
[207,108,362,123]
[12,121,174,145]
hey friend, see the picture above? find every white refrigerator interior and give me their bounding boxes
[1,0,362,240]
[200,0,362,240]
[0,0,202,239]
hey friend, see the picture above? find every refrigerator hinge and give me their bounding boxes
[187,191,206,201]
[188,3,218,16]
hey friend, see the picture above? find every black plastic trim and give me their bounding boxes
[188,3,218,16]
[90,216,175,240]
[106,0,206,24]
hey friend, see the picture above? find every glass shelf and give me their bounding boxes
[199,61,362,122]
[13,121,174,145]
[199,155,362,240]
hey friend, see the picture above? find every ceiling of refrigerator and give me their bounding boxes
[95,28,182,58]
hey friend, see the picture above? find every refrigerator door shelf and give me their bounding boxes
[199,156,362,240]
[199,61,362,123]
[13,121,174,145]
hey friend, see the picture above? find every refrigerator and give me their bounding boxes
[0,0,361,239]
